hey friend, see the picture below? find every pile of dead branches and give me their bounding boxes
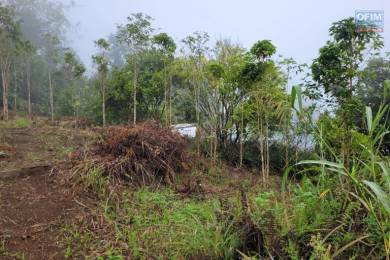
[72,122,190,186]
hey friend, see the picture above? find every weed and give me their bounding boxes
[0,118,32,129]
[83,166,111,196]
[63,188,241,259]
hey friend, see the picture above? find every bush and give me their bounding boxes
[250,177,341,258]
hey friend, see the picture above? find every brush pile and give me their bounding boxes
[72,122,190,186]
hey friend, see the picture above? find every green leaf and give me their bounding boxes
[363,180,390,214]
[376,162,390,191]
[290,86,297,108]
[384,80,389,101]
[282,166,292,194]
[365,106,372,133]
[296,160,344,169]
[296,85,303,112]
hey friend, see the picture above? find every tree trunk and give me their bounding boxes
[13,64,17,115]
[164,62,168,126]
[48,70,54,123]
[210,134,213,160]
[26,62,32,118]
[265,118,270,179]
[164,79,167,125]
[76,106,79,126]
[133,64,137,125]
[195,76,201,158]
[76,83,81,127]
[2,69,9,121]
[214,134,217,162]
[239,103,244,168]
[169,74,173,126]
[284,119,289,169]
[260,121,265,181]
[102,78,106,127]
[257,105,264,181]
[196,88,200,157]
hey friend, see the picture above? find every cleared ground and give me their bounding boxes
[0,121,273,259]
[0,124,91,259]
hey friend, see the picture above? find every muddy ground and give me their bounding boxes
[0,125,92,259]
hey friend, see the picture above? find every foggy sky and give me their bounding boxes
[66,0,390,69]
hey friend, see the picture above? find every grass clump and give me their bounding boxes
[63,188,240,259]
[249,177,342,258]
[0,118,32,129]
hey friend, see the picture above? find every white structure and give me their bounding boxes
[172,123,197,138]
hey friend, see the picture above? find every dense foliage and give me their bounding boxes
[1,1,389,258]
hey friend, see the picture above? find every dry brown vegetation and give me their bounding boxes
[71,122,191,187]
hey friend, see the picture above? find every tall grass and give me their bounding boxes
[287,85,390,258]
[63,188,241,259]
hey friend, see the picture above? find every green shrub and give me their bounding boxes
[0,118,32,128]
[250,177,341,258]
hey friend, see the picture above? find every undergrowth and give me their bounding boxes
[63,187,241,259]
[63,100,389,259]
[0,118,32,129]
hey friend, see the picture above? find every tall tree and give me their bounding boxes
[311,17,383,165]
[0,4,21,120]
[278,57,306,168]
[182,31,209,156]
[92,38,110,127]
[212,40,246,151]
[117,13,154,124]
[64,51,85,122]
[204,61,224,161]
[42,33,61,123]
[241,40,287,180]
[22,41,34,118]
[312,18,383,118]
[152,32,176,125]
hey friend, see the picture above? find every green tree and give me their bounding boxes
[278,57,307,168]
[241,40,288,179]
[213,39,246,151]
[42,33,61,123]
[357,56,390,115]
[11,38,35,118]
[357,56,390,153]
[63,51,85,122]
[203,61,224,161]
[152,32,176,125]
[250,40,276,61]
[199,40,247,163]
[311,17,383,165]
[182,31,210,156]
[0,4,21,120]
[117,13,154,124]
[92,38,110,127]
